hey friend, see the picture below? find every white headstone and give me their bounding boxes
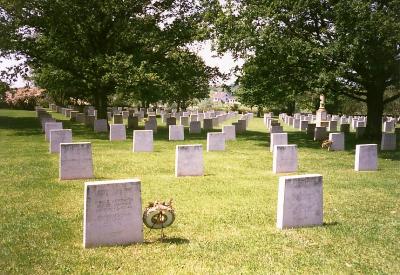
[169,125,184,141]
[222,125,236,141]
[45,122,63,141]
[189,121,201,134]
[207,132,225,151]
[133,130,153,152]
[270,133,288,152]
[328,132,345,151]
[83,179,143,248]
[277,174,323,229]
[175,145,204,177]
[273,145,298,173]
[49,129,72,153]
[110,124,126,141]
[94,119,108,133]
[381,133,396,151]
[59,142,93,180]
[355,144,377,171]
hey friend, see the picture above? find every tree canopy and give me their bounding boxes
[0,0,215,117]
[208,0,400,140]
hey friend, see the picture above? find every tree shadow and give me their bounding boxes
[0,115,42,136]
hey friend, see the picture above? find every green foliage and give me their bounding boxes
[209,0,400,139]
[0,0,215,116]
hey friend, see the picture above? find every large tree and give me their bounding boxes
[0,0,210,118]
[207,0,400,140]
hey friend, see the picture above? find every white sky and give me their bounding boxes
[0,40,243,88]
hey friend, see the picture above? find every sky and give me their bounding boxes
[0,40,243,88]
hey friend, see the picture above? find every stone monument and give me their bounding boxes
[316,94,328,127]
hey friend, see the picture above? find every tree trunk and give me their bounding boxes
[286,101,295,116]
[257,106,262,117]
[365,88,384,142]
[94,91,108,119]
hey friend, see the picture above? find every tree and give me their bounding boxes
[0,0,209,118]
[208,0,400,140]
[162,49,217,111]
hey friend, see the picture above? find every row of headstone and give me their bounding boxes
[42,106,324,248]
[84,171,325,247]
[279,113,397,151]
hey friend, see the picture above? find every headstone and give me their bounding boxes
[383,121,394,133]
[270,125,283,134]
[306,123,316,137]
[236,120,247,133]
[207,132,225,151]
[314,126,328,141]
[293,118,300,129]
[180,116,189,126]
[85,115,96,128]
[203,118,213,130]
[223,125,236,141]
[169,125,184,141]
[41,117,56,132]
[83,179,143,248]
[110,124,126,141]
[76,113,86,124]
[300,120,308,131]
[175,145,204,177]
[270,133,288,152]
[277,174,323,229]
[70,111,79,121]
[190,114,198,122]
[355,144,377,171]
[328,121,338,132]
[356,121,366,128]
[381,133,396,151]
[212,117,219,127]
[328,132,345,151]
[127,116,139,129]
[189,121,201,134]
[49,129,72,153]
[133,130,153,152]
[273,145,298,173]
[122,111,129,119]
[59,142,93,180]
[144,119,157,133]
[94,119,108,133]
[162,113,171,124]
[113,114,123,124]
[166,117,176,127]
[45,122,63,141]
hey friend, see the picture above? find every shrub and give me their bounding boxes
[4,88,46,110]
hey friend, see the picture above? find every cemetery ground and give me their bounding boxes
[0,109,399,274]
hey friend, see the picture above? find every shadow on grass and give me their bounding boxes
[238,129,322,150]
[144,236,190,245]
[323,221,340,227]
[160,237,190,244]
[0,115,41,136]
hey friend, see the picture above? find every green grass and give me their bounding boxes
[0,108,399,274]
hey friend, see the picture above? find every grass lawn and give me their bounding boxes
[0,108,399,274]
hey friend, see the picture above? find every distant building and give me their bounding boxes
[210,91,240,104]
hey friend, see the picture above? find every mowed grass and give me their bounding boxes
[0,108,399,274]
